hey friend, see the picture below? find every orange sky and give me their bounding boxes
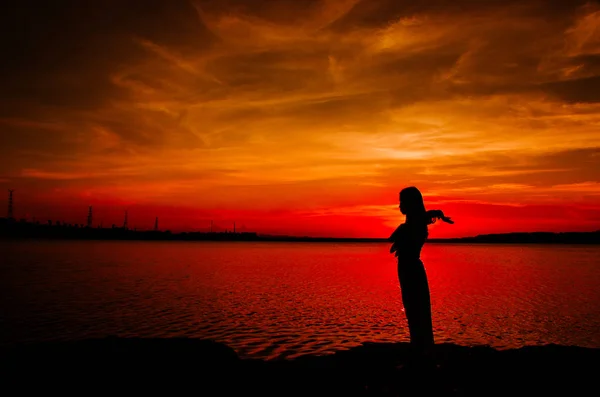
[1,0,600,237]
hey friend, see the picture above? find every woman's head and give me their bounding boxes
[399,186,454,226]
[399,186,426,216]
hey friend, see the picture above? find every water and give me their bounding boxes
[2,240,599,359]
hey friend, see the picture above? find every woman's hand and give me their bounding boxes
[442,216,454,224]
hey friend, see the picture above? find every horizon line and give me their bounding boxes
[254,229,600,240]
[2,217,599,241]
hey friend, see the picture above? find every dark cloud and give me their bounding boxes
[0,119,79,157]
[326,0,590,31]
[194,0,324,23]
[0,0,216,110]
[207,52,329,91]
[542,76,600,103]
[414,147,600,189]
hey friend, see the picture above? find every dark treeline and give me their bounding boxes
[0,218,259,241]
[427,231,600,245]
[1,217,599,243]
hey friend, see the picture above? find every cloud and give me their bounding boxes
[541,75,600,103]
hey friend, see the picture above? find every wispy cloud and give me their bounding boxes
[1,0,599,235]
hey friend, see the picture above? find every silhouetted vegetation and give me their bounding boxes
[0,217,259,241]
[2,338,598,395]
[427,231,600,244]
[1,217,598,243]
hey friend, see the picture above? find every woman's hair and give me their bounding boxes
[400,186,454,226]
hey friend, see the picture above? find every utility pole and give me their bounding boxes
[7,189,14,219]
[154,217,159,231]
[87,206,93,228]
[123,210,128,229]
[233,221,236,233]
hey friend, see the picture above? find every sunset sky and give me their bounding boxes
[1,0,600,237]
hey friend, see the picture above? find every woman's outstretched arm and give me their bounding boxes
[426,209,454,225]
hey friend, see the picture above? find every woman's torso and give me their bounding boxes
[390,223,426,263]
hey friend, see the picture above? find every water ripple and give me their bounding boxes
[2,241,600,359]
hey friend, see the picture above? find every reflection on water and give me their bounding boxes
[2,241,599,359]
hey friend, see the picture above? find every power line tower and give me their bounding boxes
[123,210,128,229]
[87,206,93,228]
[154,217,159,231]
[7,189,14,219]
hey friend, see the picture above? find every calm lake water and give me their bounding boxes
[2,240,599,359]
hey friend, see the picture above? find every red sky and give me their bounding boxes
[1,0,600,238]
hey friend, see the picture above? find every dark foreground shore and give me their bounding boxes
[2,338,599,395]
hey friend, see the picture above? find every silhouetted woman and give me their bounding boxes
[389,187,453,358]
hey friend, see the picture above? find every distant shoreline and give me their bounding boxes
[1,218,599,245]
[2,234,600,244]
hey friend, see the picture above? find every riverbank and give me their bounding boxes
[2,337,598,395]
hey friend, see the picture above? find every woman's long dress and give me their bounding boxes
[390,223,434,351]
